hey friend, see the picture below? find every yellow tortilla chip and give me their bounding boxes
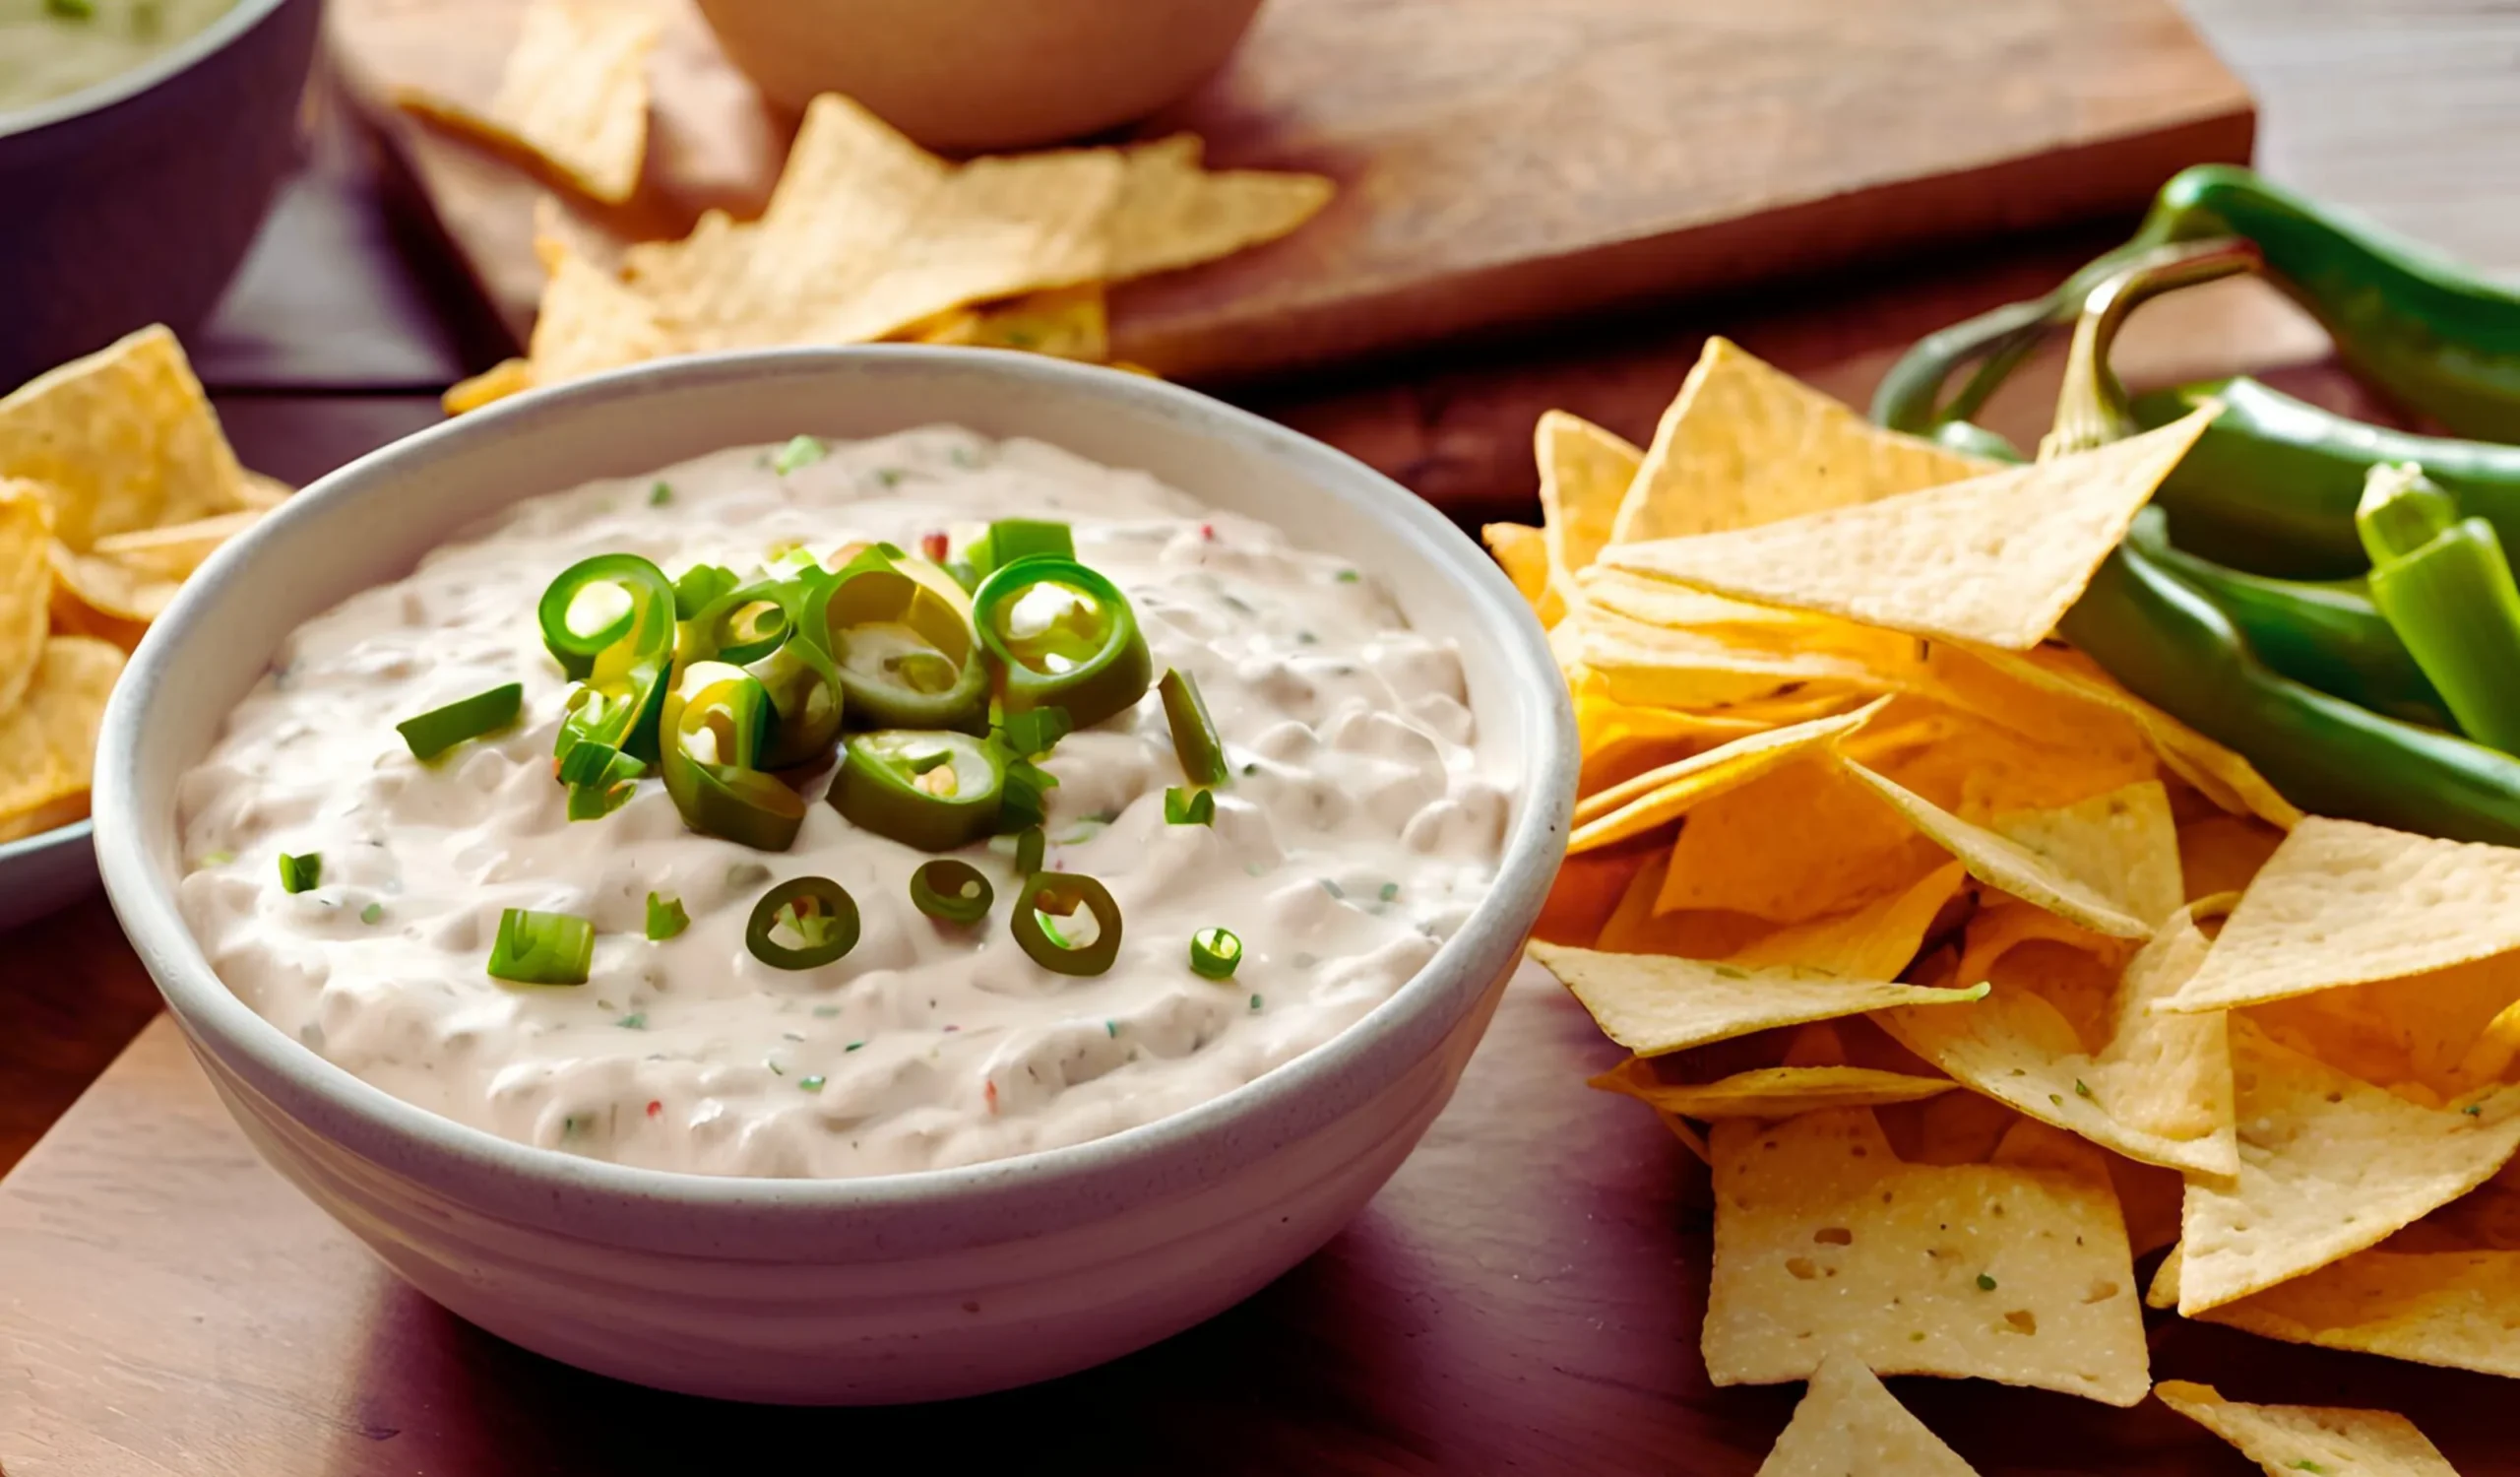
[0,480,52,712]
[0,637,124,841]
[1659,755,1949,923]
[2248,951,2520,1104]
[1099,134,1335,282]
[1880,904,2237,1177]
[2153,1243,2520,1381]
[1993,779,2185,928]
[2164,816,2520,1015]
[1607,337,1995,546]
[1703,1110,2149,1405]
[395,0,662,205]
[1600,407,2216,650]
[0,324,247,550]
[1535,410,1642,619]
[48,541,172,651]
[1561,604,1895,710]
[908,284,1109,361]
[1527,941,1988,1059]
[1840,761,2153,939]
[2176,1020,2520,1316]
[1755,1353,1982,1477]
[1594,852,1771,956]
[2178,810,2287,901]
[233,469,292,510]
[2154,1381,2460,1477]
[1964,643,2301,830]
[2110,1153,2188,1258]
[87,508,258,584]
[1482,522,1551,616]
[444,356,536,416]
[1568,701,1883,854]
[1593,1057,1955,1120]
[532,246,678,387]
[1727,860,1971,983]
[1533,844,1652,947]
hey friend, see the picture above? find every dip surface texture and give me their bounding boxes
[177,428,1508,1179]
[1,0,236,113]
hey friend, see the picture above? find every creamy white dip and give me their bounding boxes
[178,427,1510,1179]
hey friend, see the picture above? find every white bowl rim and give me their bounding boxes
[94,345,1576,1219]
[0,0,297,141]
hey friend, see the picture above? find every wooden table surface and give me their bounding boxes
[8,2,2520,1471]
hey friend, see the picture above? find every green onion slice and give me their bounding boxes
[645,892,689,940]
[771,434,826,475]
[397,682,523,762]
[1164,786,1216,826]
[910,860,994,925]
[278,852,321,893]
[672,562,739,620]
[1190,926,1242,980]
[745,876,860,970]
[996,747,1058,832]
[1159,668,1229,786]
[487,908,595,985]
[1015,824,1046,877]
[1012,871,1123,977]
[997,704,1072,759]
[973,518,1074,575]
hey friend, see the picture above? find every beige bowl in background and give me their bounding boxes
[694,0,1266,152]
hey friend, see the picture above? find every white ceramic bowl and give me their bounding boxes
[94,348,1575,1404]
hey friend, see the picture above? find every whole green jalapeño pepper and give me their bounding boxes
[660,661,807,851]
[828,730,1007,852]
[2131,375,2520,579]
[971,555,1154,731]
[803,548,990,732]
[540,554,676,765]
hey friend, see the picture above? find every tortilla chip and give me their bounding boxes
[532,246,678,386]
[396,0,661,205]
[443,357,537,416]
[1965,643,2302,831]
[233,470,292,510]
[2178,810,2287,901]
[1880,904,2237,1177]
[2176,1020,2520,1316]
[0,637,124,841]
[1703,1110,2149,1405]
[1755,1353,1982,1477]
[2110,1153,2188,1258]
[1533,844,1652,947]
[1840,761,2153,938]
[1727,860,1971,983]
[0,481,51,712]
[1483,522,1551,615]
[1866,708,2162,826]
[2154,1381,2460,1477]
[2163,816,2520,1015]
[2154,1242,2520,1381]
[1659,755,1949,923]
[1099,134,1334,282]
[1987,781,2185,928]
[1600,407,2215,650]
[86,508,258,584]
[1537,410,1641,591]
[1569,701,1883,854]
[1594,852,1775,956]
[48,542,172,651]
[1607,338,1995,546]
[0,324,247,550]
[909,284,1109,361]
[1563,604,1895,710]
[1528,941,1988,1059]
[2248,951,2520,1104]
[1593,1057,1955,1120]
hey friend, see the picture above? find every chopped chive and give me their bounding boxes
[1159,669,1229,786]
[1240,762,1258,777]
[486,908,595,985]
[396,682,524,761]
[278,852,321,893]
[1248,994,1263,1011]
[359,902,384,925]
[648,480,673,505]
[845,1040,864,1053]
[873,468,904,488]
[2073,1079,2093,1098]
[1909,1331,1926,1342]
[1164,786,1216,826]
[2048,1094,2063,1108]
[799,1074,827,1092]
[813,1005,842,1018]
[2465,1103,2485,1117]
[45,0,95,18]
[2290,1462,2330,1474]
[1015,825,1046,877]
[198,849,234,867]
[1976,1273,1997,1291]
[768,1060,784,1075]
[1334,569,1359,583]
[771,434,825,475]
[1104,1019,1118,1038]
[1712,964,1746,979]
[1377,882,1400,902]
[616,1012,647,1029]
[1319,878,1344,899]
[996,705,1072,759]
[1190,927,1242,980]
[645,892,689,941]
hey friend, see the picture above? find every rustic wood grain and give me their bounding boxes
[323,0,2254,382]
[7,987,2515,1476]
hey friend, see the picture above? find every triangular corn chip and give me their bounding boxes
[2163,816,2520,1015]
[1704,1111,2150,1405]
[1591,1052,1955,1121]
[1726,860,1971,983]
[2247,951,2520,1105]
[1659,755,1949,923]
[0,324,247,551]
[395,0,662,205]
[1098,133,1334,282]
[1528,942,1987,1059]
[2152,1242,2520,1381]
[1537,410,1641,614]
[1601,407,2215,650]
[2154,1381,2460,1477]
[2177,1021,2520,1316]
[1562,605,1895,710]
[1991,780,2185,929]
[0,481,50,713]
[1607,337,1995,545]
[1755,1354,1982,1477]
[1880,905,2237,1177]
[0,637,124,842]
[1481,522,1551,617]
[1839,761,2153,938]
[1569,701,1883,854]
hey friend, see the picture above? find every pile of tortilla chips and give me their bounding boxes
[399,0,1335,414]
[0,327,282,844]
[1490,338,2517,1471]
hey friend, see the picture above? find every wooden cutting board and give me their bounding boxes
[326,0,2254,384]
